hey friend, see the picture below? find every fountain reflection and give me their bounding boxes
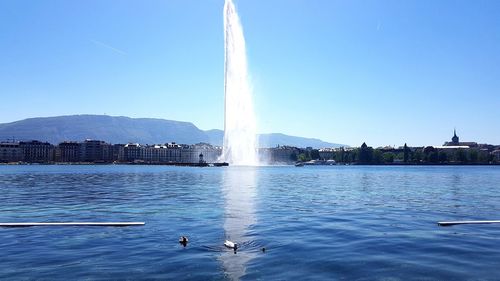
[220,167,259,280]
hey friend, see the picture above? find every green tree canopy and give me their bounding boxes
[455,149,467,163]
[358,143,373,164]
[382,152,395,163]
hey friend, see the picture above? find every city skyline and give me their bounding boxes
[1,0,499,147]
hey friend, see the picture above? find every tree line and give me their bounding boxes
[293,143,496,164]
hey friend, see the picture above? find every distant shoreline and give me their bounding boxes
[1,162,499,166]
[309,161,500,167]
[0,162,229,167]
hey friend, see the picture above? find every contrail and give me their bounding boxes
[90,39,127,55]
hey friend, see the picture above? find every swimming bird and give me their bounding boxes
[179,236,189,246]
[224,240,238,250]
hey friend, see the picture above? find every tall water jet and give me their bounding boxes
[222,0,259,166]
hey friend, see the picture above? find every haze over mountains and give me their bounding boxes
[0,115,345,148]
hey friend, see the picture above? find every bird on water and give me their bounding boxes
[224,240,238,250]
[179,236,189,246]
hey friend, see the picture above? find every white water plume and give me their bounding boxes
[222,0,259,166]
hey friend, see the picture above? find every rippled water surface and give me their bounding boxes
[1,165,500,280]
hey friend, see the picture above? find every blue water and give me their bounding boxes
[1,165,500,280]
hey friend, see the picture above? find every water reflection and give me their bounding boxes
[220,167,258,280]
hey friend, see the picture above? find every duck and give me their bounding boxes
[224,240,238,250]
[179,236,189,246]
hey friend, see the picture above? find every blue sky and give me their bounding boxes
[1,0,499,147]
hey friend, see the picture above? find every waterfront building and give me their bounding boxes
[431,145,470,150]
[178,144,200,163]
[319,148,335,160]
[19,140,54,163]
[55,141,80,162]
[121,143,142,162]
[166,143,182,162]
[179,145,196,163]
[190,143,221,163]
[378,146,403,153]
[0,142,22,162]
[118,142,221,164]
[443,129,478,148]
[260,146,300,164]
[112,144,125,162]
[142,144,169,163]
[102,142,112,162]
[80,139,113,163]
[141,144,183,163]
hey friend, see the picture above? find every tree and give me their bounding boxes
[412,150,423,163]
[372,149,383,164]
[335,148,345,163]
[298,153,308,162]
[349,149,358,163]
[478,151,490,163]
[438,151,448,163]
[396,152,404,161]
[382,152,395,163]
[423,146,436,162]
[455,149,467,163]
[358,143,373,164]
[428,151,439,163]
[468,149,478,163]
[310,149,320,160]
[403,143,410,163]
[290,152,298,162]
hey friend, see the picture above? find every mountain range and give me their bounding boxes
[0,115,346,148]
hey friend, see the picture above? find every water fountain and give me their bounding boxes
[220,2,260,279]
[222,0,259,166]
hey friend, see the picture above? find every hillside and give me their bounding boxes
[205,129,344,148]
[0,115,346,148]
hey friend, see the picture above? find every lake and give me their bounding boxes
[1,165,500,280]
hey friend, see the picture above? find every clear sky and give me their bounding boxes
[1,0,499,147]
